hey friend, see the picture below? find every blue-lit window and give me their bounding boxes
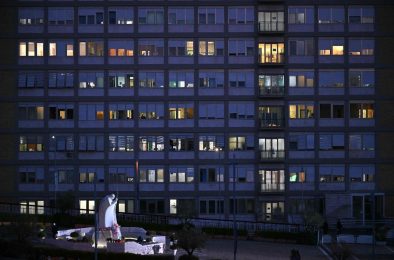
[79,135,104,152]
[19,8,44,25]
[168,39,194,56]
[289,70,314,88]
[169,71,194,88]
[199,135,224,151]
[139,71,164,88]
[289,38,314,56]
[288,6,314,24]
[199,102,224,120]
[139,136,164,152]
[228,39,254,56]
[349,70,374,88]
[199,71,224,88]
[229,70,254,88]
[78,8,104,25]
[349,39,374,56]
[108,135,134,152]
[319,70,344,88]
[48,7,73,25]
[109,71,134,88]
[349,133,374,151]
[108,7,133,25]
[79,72,104,88]
[18,71,44,88]
[348,6,374,24]
[79,104,104,121]
[229,7,254,24]
[168,7,194,25]
[138,103,164,120]
[138,39,164,56]
[198,7,224,25]
[138,8,164,25]
[318,6,344,24]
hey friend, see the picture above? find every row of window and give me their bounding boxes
[18,38,374,59]
[18,6,374,30]
[20,196,373,219]
[19,163,374,186]
[18,102,375,123]
[19,133,374,153]
[18,69,375,90]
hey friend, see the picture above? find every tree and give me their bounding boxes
[176,226,207,257]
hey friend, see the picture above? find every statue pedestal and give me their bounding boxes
[92,228,113,248]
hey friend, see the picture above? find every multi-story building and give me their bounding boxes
[0,0,393,224]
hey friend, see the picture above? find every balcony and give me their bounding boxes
[259,86,284,96]
[260,118,284,128]
[259,54,285,65]
[260,150,285,160]
[258,21,284,33]
[258,43,285,65]
[260,183,285,192]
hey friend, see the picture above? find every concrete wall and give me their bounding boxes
[0,166,16,194]
[0,71,17,97]
[0,7,16,34]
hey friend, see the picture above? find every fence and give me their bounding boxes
[0,202,306,233]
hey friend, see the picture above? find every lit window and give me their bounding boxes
[258,43,285,63]
[66,44,73,56]
[49,43,57,56]
[349,39,374,56]
[319,38,344,56]
[289,104,314,119]
[350,103,374,119]
[199,40,223,56]
[289,70,314,88]
[28,42,35,56]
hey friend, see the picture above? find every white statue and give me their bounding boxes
[98,194,122,240]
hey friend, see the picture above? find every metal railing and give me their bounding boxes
[258,21,284,32]
[260,150,285,159]
[259,86,285,96]
[0,202,304,233]
[259,118,285,128]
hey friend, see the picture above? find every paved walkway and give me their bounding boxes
[177,239,327,260]
[347,244,394,260]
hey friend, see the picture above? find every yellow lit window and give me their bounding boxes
[319,49,331,55]
[207,41,215,56]
[37,43,44,56]
[49,43,57,56]
[109,48,117,56]
[199,41,206,55]
[79,42,86,56]
[186,41,194,55]
[19,42,26,56]
[28,42,35,56]
[96,111,104,120]
[126,50,133,56]
[117,48,125,56]
[36,107,44,120]
[66,44,73,56]
[332,45,343,55]
[59,110,66,119]
[289,105,296,119]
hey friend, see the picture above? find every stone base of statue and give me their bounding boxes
[92,228,113,248]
